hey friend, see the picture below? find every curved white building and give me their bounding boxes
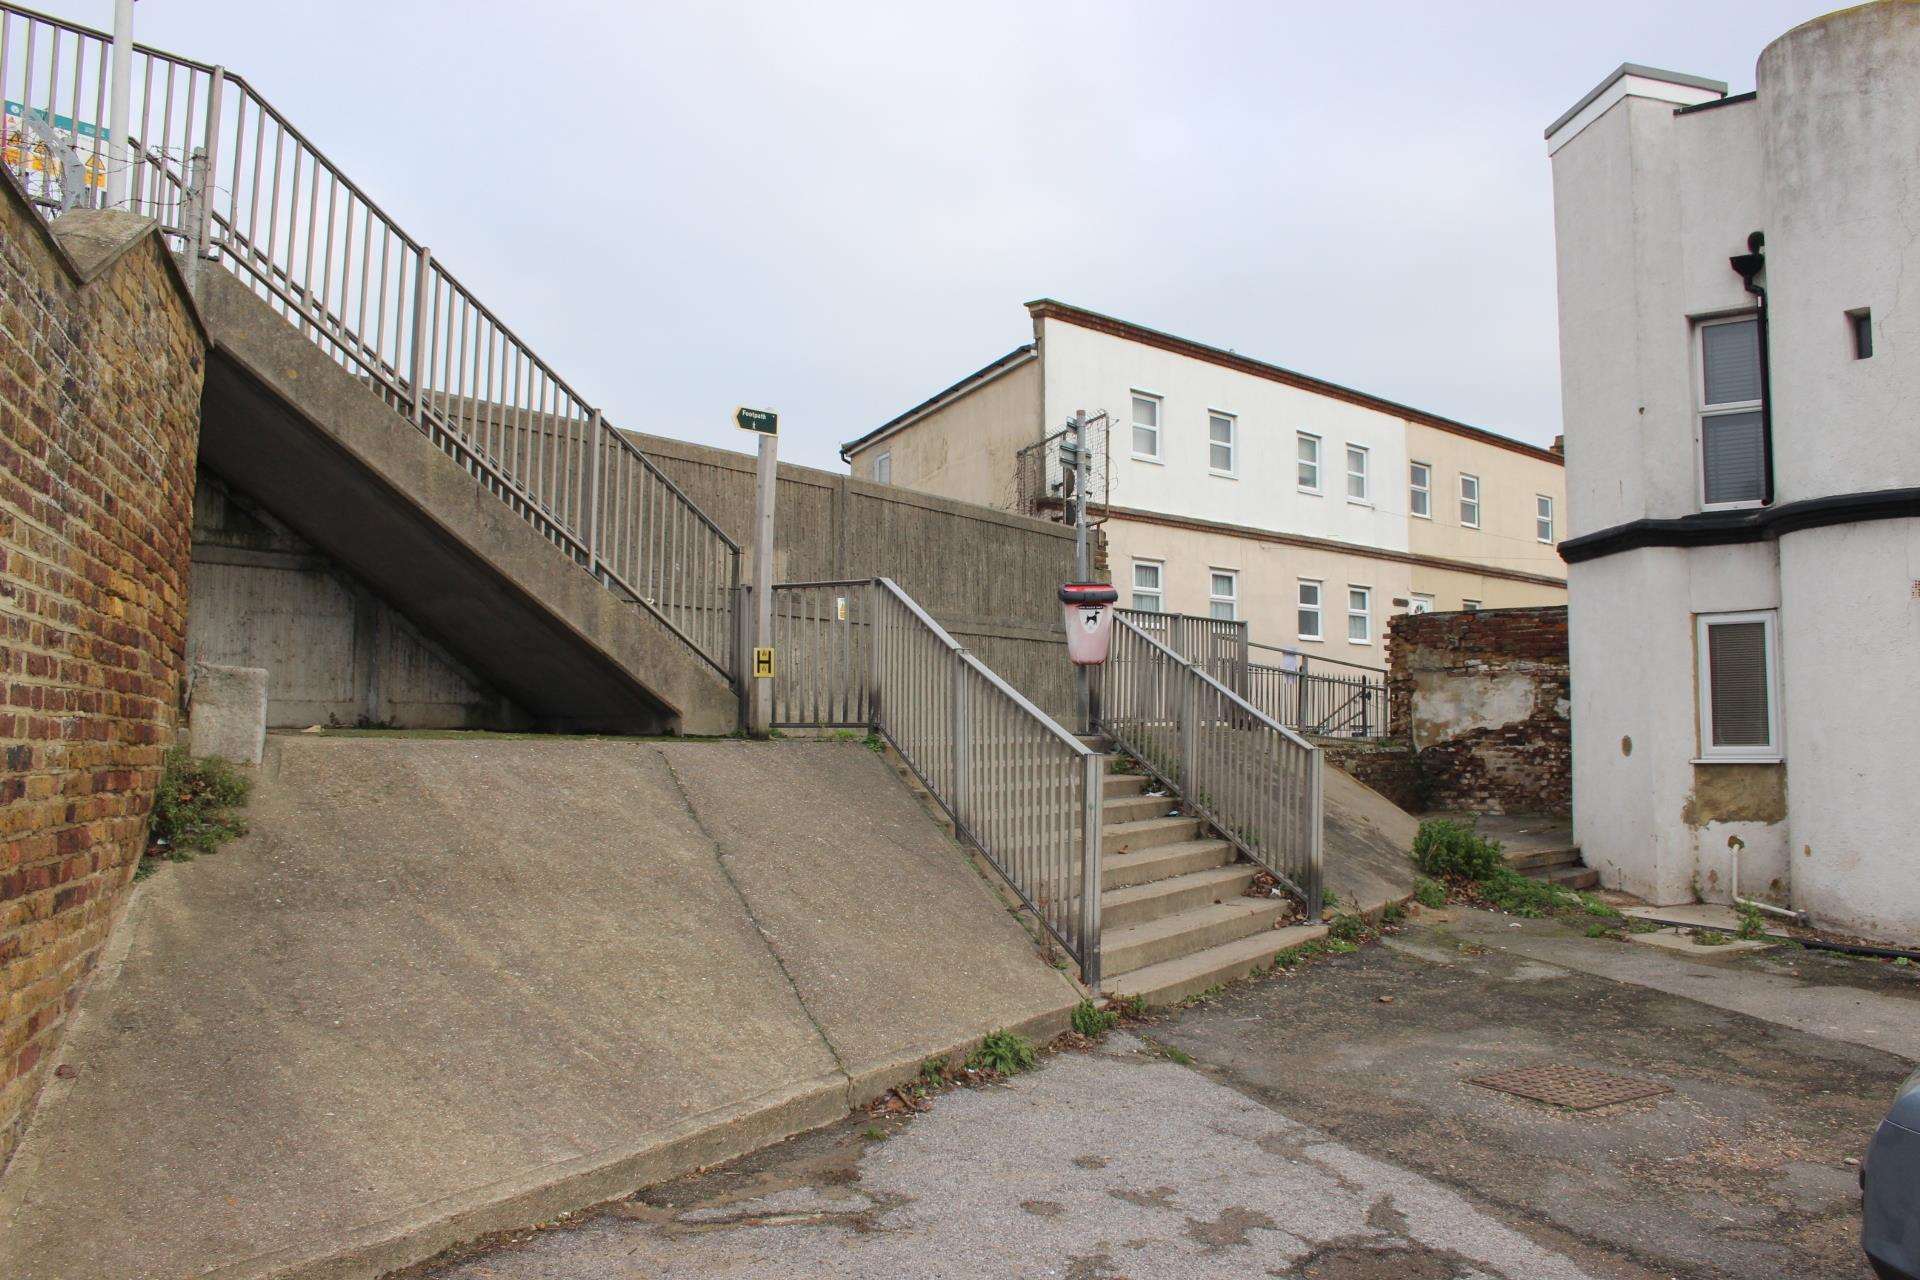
[1548,2,1920,941]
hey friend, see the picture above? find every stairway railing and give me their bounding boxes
[0,4,740,677]
[1104,615,1323,916]
[767,579,1103,986]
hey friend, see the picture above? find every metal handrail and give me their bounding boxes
[0,3,742,678]
[1104,615,1323,916]
[1248,639,1384,677]
[767,578,1103,985]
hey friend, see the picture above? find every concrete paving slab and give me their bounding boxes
[1628,927,1777,957]
[0,735,1079,1280]
[1422,907,1920,1059]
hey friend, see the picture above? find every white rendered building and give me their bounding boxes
[1549,3,1920,941]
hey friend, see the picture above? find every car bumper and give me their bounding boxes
[1866,1118,1920,1280]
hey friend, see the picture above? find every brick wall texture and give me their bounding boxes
[1385,605,1570,816]
[0,187,205,1167]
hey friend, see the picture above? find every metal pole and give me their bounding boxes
[106,0,133,210]
[181,147,205,288]
[583,408,603,578]
[1070,409,1091,735]
[749,429,778,735]
[408,249,431,424]
[1079,750,1103,990]
[197,67,224,260]
[951,655,971,831]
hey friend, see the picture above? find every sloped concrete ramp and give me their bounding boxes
[0,736,1080,1280]
[1323,764,1421,912]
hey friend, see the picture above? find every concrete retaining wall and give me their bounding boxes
[625,430,1081,722]
[188,471,528,730]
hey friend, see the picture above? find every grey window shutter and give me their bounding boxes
[1703,319,1762,405]
[1702,411,1766,504]
[1708,621,1770,747]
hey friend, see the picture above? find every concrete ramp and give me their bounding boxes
[1323,765,1421,911]
[0,736,1079,1280]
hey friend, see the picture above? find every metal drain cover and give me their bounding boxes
[1469,1064,1670,1110]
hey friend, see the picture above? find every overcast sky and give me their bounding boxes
[41,0,1827,469]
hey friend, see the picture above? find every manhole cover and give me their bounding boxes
[1469,1063,1670,1110]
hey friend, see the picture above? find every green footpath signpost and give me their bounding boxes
[735,407,778,435]
[738,407,779,734]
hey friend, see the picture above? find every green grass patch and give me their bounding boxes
[1411,818,1503,881]
[144,748,251,872]
[1071,998,1117,1038]
[967,1030,1037,1077]
[1409,819,1628,929]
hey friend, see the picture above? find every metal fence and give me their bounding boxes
[1012,417,1109,520]
[767,581,874,729]
[1104,615,1322,915]
[768,579,1103,985]
[1245,645,1389,740]
[1114,608,1249,691]
[0,3,740,677]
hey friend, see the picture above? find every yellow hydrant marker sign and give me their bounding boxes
[753,646,776,679]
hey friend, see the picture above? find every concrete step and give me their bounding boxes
[1103,815,1206,856]
[1505,845,1583,872]
[1537,864,1600,890]
[1103,793,1184,825]
[1103,772,1152,798]
[1102,897,1295,976]
[1102,839,1238,890]
[1103,924,1330,1006]
[1101,864,1258,931]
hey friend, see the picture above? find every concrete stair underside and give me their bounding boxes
[1094,752,1324,1006]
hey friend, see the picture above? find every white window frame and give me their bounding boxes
[1409,461,1431,519]
[1130,558,1164,613]
[1695,610,1781,762]
[1206,411,1237,477]
[1535,494,1554,544]
[1347,586,1372,644]
[1461,599,1481,612]
[1207,568,1238,621]
[873,451,892,485]
[1296,432,1322,494]
[1130,391,1163,463]
[1459,473,1481,528]
[1296,578,1323,641]
[1408,594,1434,615]
[1345,444,1370,504]
[1695,315,1766,512]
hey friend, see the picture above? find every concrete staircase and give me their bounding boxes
[1505,843,1598,890]
[1097,760,1326,1006]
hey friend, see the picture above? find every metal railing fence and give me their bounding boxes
[769,579,1103,985]
[1104,615,1322,915]
[1245,643,1389,740]
[1114,608,1249,692]
[0,4,739,676]
[766,581,874,729]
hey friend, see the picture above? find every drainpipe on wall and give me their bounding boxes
[1729,231,1774,505]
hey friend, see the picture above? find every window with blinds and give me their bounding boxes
[1696,612,1778,759]
[1698,317,1766,507]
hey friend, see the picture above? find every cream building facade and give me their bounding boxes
[842,301,1566,669]
[1549,4,1920,943]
